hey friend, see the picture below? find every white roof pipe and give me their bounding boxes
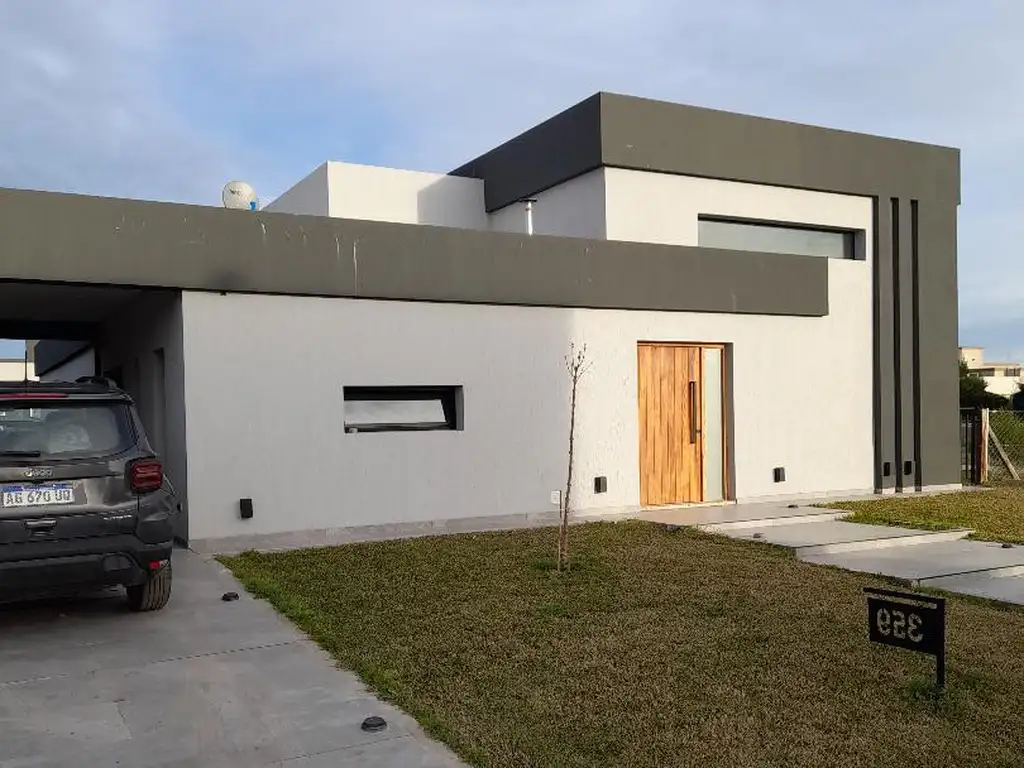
[522,198,537,235]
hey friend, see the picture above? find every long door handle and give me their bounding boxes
[689,381,698,443]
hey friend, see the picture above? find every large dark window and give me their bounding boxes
[343,386,463,433]
[698,216,858,259]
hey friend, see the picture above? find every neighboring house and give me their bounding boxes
[0,357,35,382]
[33,342,96,382]
[18,91,961,552]
[960,346,1022,398]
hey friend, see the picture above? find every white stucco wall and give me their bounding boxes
[603,168,874,256]
[264,163,330,217]
[267,161,488,229]
[326,162,487,229]
[97,292,189,539]
[181,169,875,545]
[489,169,607,238]
[181,275,873,543]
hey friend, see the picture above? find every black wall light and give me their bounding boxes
[239,498,254,520]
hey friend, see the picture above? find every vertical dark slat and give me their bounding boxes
[911,199,923,490]
[872,197,897,492]
[896,198,917,490]
[891,197,904,491]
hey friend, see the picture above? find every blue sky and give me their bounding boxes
[2,1,1023,361]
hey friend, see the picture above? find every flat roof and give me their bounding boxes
[452,92,961,211]
[0,185,829,327]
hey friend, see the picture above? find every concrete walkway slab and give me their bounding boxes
[638,502,849,529]
[639,497,1024,607]
[0,549,466,768]
[922,573,1024,606]
[722,521,971,555]
[800,539,1024,584]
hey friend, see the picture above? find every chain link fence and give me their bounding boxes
[986,410,1024,483]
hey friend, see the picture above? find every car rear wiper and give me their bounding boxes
[0,450,42,457]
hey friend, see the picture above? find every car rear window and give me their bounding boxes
[0,401,134,460]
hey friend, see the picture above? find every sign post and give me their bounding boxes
[864,587,946,689]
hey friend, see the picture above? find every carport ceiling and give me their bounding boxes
[0,282,146,339]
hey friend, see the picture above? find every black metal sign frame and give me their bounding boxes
[864,587,946,689]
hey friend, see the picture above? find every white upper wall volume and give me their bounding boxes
[266,161,487,230]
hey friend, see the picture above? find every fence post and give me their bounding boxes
[981,409,990,484]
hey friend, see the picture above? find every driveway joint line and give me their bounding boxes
[0,639,308,688]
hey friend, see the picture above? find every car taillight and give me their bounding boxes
[129,458,163,494]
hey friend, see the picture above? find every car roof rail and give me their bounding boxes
[75,376,120,389]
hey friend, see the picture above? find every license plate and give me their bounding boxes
[1,483,75,508]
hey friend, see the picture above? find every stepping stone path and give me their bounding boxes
[637,503,1024,606]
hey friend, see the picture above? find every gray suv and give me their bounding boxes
[0,377,179,611]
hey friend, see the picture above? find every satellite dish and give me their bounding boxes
[222,181,258,211]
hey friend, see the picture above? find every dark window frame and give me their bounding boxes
[697,215,861,260]
[343,386,463,433]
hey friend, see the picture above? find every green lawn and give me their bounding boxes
[825,487,1024,544]
[221,522,1024,767]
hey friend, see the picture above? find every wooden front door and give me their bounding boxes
[638,344,704,506]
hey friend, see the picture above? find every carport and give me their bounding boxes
[0,187,224,543]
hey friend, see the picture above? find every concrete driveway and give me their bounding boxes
[0,549,465,767]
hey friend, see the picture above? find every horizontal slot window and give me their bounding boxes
[698,216,858,259]
[343,386,462,433]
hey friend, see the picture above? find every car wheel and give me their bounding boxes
[126,563,172,612]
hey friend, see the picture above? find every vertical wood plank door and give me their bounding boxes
[638,344,704,506]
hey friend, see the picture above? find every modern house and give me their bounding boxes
[960,346,1022,398]
[18,92,960,552]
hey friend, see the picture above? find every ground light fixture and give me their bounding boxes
[361,716,387,732]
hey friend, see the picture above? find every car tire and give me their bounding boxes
[126,563,172,612]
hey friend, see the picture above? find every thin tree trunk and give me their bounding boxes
[558,376,578,571]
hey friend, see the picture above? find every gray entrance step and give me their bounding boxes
[800,538,1024,584]
[724,521,972,555]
